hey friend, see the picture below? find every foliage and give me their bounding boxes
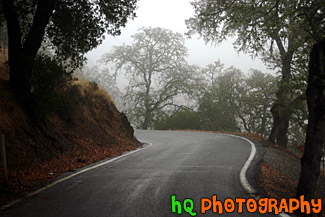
[29,54,71,119]
[154,60,282,137]
[1,0,138,96]
[0,67,140,200]
[198,66,243,132]
[46,0,136,68]
[186,0,325,146]
[1,0,137,69]
[186,0,324,62]
[238,70,278,137]
[101,27,198,129]
[154,108,200,130]
[75,66,123,109]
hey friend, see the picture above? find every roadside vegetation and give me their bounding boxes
[0,75,140,207]
[0,0,140,207]
[0,0,324,215]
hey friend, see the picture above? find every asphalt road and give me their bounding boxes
[1,130,277,217]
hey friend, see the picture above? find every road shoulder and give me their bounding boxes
[246,139,325,216]
[0,141,152,210]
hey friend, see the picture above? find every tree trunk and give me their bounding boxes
[8,51,34,97]
[142,110,152,130]
[1,0,55,96]
[296,38,325,206]
[268,52,293,147]
[259,111,267,137]
[142,100,151,130]
[142,115,149,130]
[268,102,290,146]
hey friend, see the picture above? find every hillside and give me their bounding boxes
[0,79,141,206]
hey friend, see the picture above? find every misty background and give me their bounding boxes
[85,0,271,89]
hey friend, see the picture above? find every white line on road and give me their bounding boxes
[224,134,291,217]
[224,134,257,194]
[1,141,152,211]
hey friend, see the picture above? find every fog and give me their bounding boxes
[85,0,272,87]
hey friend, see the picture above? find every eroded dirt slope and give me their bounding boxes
[0,79,140,206]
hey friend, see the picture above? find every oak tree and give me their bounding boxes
[101,27,196,129]
[238,70,278,137]
[198,65,243,132]
[186,0,325,147]
[0,0,137,96]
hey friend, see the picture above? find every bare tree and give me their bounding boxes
[101,27,196,129]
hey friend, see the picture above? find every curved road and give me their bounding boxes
[1,130,276,217]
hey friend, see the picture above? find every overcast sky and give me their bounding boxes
[86,0,272,76]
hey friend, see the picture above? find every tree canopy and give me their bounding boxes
[0,0,138,95]
[186,0,325,146]
[101,27,197,129]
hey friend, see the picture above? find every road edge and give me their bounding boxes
[224,133,291,217]
[224,134,256,195]
[0,141,153,211]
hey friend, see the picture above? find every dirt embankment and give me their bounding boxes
[0,79,140,207]
[256,144,325,217]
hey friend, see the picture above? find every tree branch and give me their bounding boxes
[23,0,56,58]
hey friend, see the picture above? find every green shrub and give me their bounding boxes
[154,109,200,130]
[29,55,71,120]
